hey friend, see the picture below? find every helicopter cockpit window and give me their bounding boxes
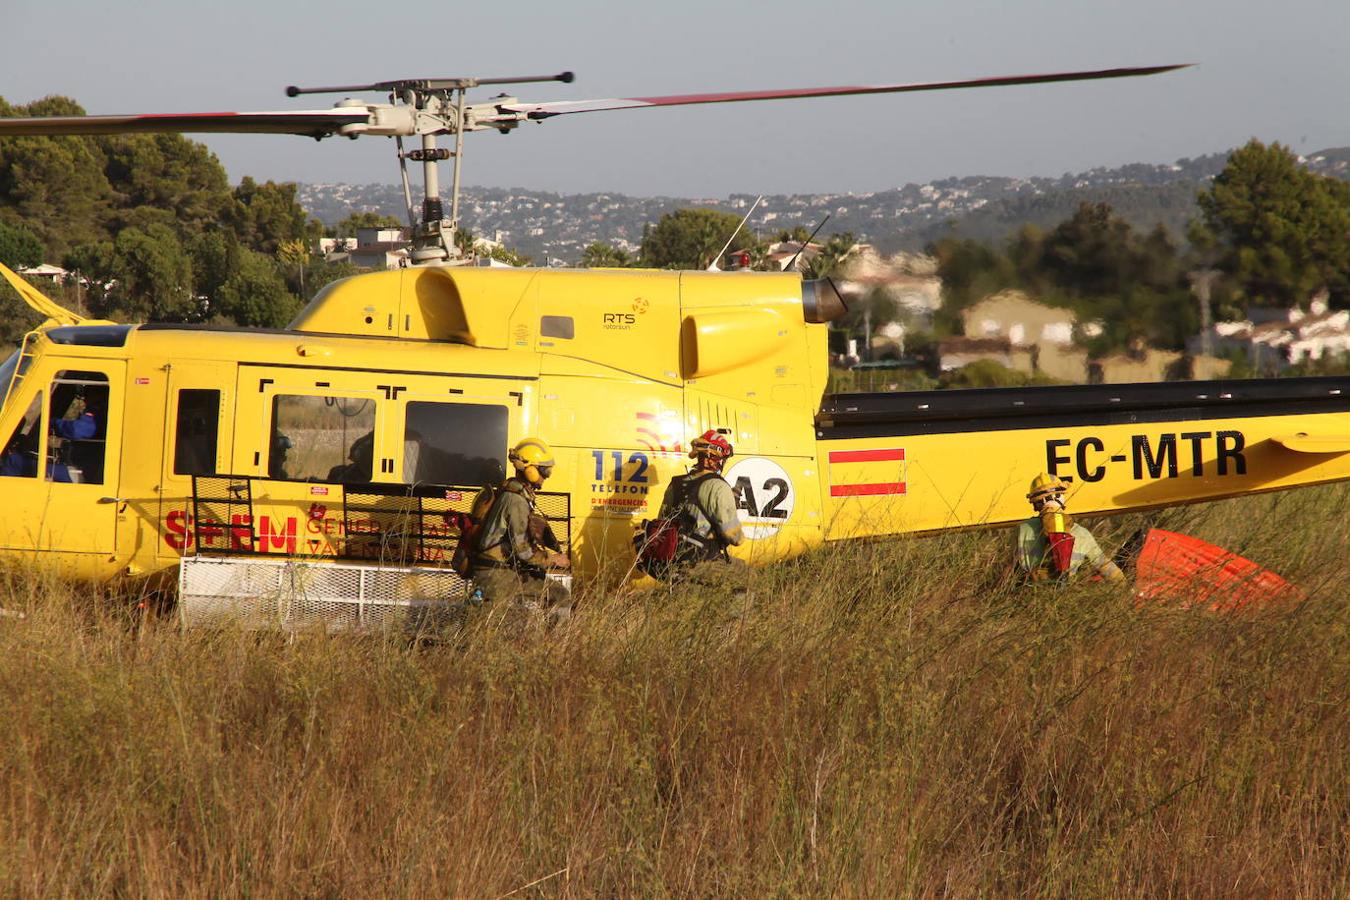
[173,389,220,476]
[402,401,508,487]
[45,370,109,484]
[269,394,375,482]
[1,391,44,479]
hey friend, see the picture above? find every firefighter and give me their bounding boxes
[650,429,745,576]
[467,437,571,611]
[1015,473,1124,583]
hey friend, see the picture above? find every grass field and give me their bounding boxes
[1,485,1347,896]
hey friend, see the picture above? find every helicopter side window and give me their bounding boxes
[1,391,44,479]
[402,401,508,487]
[45,371,109,485]
[269,394,376,482]
[173,389,221,476]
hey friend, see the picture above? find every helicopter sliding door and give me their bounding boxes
[0,359,125,556]
[391,373,524,489]
[156,361,238,562]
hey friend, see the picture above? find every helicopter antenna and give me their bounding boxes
[708,195,764,271]
[785,214,831,272]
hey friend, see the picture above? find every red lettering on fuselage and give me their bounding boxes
[162,509,297,555]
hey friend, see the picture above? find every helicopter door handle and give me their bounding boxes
[98,496,125,504]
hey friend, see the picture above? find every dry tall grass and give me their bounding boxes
[2,486,1347,897]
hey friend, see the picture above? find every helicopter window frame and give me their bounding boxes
[1,389,45,480]
[269,393,378,483]
[401,401,509,487]
[0,349,21,412]
[0,337,36,416]
[173,389,221,477]
[44,370,110,485]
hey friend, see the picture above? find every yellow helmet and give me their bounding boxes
[509,437,555,484]
[1026,472,1068,502]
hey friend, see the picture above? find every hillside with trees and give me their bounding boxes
[3,91,1346,369]
[0,95,363,347]
[928,141,1350,359]
[296,148,1350,263]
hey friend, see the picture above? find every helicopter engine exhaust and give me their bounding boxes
[801,278,847,323]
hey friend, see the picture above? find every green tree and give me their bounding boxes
[800,232,858,279]
[929,236,1015,333]
[187,230,241,307]
[1039,202,1135,296]
[276,238,311,295]
[62,241,116,293]
[0,96,113,257]
[1196,139,1350,307]
[0,220,44,267]
[332,212,404,236]
[226,177,319,255]
[640,208,756,269]
[99,133,231,234]
[580,241,634,268]
[0,224,44,344]
[217,249,302,327]
[770,226,813,243]
[453,227,532,266]
[103,224,197,321]
[303,258,361,302]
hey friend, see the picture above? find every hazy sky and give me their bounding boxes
[5,0,1349,198]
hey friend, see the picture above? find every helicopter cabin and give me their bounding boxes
[0,265,840,584]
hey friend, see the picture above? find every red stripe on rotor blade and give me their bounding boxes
[830,482,907,497]
[827,448,905,463]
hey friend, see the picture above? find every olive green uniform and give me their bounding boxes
[469,478,569,608]
[1014,517,1110,580]
[653,469,746,581]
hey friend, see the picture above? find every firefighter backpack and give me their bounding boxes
[449,485,498,577]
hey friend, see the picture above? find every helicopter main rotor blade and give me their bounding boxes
[496,64,1190,119]
[0,109,375,138]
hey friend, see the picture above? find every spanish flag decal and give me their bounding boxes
[827,448,906,497]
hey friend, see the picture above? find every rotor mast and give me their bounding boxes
[288,72,574,263]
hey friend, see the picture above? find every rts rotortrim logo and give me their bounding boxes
[603,296,649,330]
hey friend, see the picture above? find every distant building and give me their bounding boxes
[320,227,410,270]
[1188,295,1350,372]
[762,240,822,272]
[943,290,1230,383]
[17,263,69,281]
[834,247,942,329]
[937,336,1035,373]
[957,291,1089,381]
[1088,338,1231,384]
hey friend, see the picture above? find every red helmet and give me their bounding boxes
[689,430,733,465]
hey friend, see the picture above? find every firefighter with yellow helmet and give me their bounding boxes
[1014,473,1124,583]
[467,437,571,608]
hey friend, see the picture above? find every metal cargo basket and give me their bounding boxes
[178,555,468,633]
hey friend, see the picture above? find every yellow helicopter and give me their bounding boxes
[1,65,1347,623]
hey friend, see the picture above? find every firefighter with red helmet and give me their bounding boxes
[1015,473,1124,583]
[650,429,745,572]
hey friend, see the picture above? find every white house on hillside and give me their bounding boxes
[1188,296,1350,371]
